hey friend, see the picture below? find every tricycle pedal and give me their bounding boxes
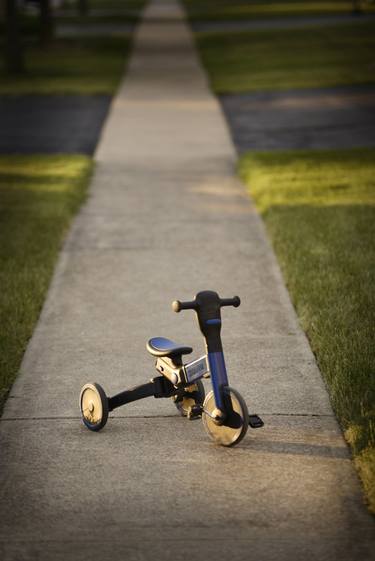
[249,414,264,429]
[187,404,203,420]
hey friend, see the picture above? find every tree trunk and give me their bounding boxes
[1,0,6,21]
[352,0,363,14]
[40,0,54,45]
[78,0,89,17]
[4,0,24,74]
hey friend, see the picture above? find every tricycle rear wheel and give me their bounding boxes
[79,382,109,431]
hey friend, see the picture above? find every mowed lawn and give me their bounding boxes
[239,148,375,511]
[55,0,147,23]
[184,0,375,20]
[196,22,375,92]
[0,156,93,412]
[0,36,131,95]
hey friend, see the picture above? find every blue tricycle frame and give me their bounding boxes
[79,290,263,446]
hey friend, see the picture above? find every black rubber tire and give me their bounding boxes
[79,382,109,432]
[174,379,205,417]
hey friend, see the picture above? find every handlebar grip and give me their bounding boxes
[172,300,197,313]
[220,296,241,308]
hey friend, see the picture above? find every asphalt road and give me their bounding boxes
[0,95,111,155]
[220,86,375,152]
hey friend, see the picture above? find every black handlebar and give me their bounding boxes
[172,292,240,313]
[172,291,240,352]
[172,300,196,312]
[220,296,241,308]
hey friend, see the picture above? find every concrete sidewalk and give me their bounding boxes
[0,1,374,560]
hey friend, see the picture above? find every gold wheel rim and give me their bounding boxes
[202,390,246,446]
[81,385,103,425]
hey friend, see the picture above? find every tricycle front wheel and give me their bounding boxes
[202,387,249,446]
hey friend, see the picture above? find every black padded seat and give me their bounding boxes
[147,337,193,358]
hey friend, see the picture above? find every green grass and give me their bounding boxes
[0,36,131,95]
[77,0,145,10]
[195,22,375,92]
[56,0,147,23]
[239,147,375,511]
[0,155,93,413]
[184,0,375,21]
[0,0,146,29]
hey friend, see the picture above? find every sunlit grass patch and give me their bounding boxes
[239,147,375,511]
[0,155,93,412]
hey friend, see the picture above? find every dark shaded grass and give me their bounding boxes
[0,0,146,27]
[0,35,130,94]
[184,0,375,21]
[55,0,147,23]
[195,22,375,92]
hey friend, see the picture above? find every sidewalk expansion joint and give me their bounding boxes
[63,246,154,252]
[0,414,184,421]
[261,412,335,418]
[0,412,335,422]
